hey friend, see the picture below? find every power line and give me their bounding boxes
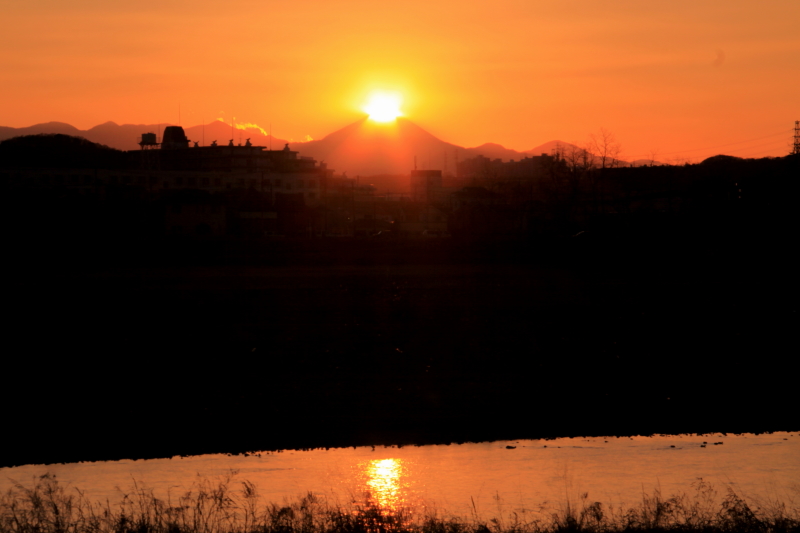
[734,142,794,158]
[626,128,792,159]
[736,145,791,158]
[725,139,791,155]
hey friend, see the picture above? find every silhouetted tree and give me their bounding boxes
[588,128,623,170]
[561,142,595,174]
[648,148,660,167]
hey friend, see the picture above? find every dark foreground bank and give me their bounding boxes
[3,474,799,533]
[4,231,797,467]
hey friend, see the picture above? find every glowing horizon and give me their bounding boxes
[0,1,798,161]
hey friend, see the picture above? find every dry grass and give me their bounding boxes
[1,473,798,533]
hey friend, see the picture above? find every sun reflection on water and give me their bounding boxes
[363,458,407,511]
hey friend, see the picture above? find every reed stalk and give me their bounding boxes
[2,473,797,533]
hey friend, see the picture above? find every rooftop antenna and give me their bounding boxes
[179,104,181,126]
[270,123,272,151]
[202,117,205,147]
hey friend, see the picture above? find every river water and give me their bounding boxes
[2,433,797,521]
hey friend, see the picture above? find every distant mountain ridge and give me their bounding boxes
[0,119,651,174]
[0,120,290,153]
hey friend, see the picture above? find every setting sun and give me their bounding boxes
[363,92,403,122]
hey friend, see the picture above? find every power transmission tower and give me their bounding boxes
[793,120,800,155]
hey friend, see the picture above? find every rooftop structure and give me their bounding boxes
[133,126,328,175]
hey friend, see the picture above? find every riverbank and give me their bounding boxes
[4,236,797,466]
[2,473,798,533]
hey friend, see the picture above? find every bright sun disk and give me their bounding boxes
[364,92,403,122]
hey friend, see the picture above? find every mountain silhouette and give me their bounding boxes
[526,140,576,155]
[288,117,458,176]
[468,142,530,161]
[525,139,659,167]
[0,121,82,142]
[0,120,288,152]
[0,119,597,175]
[86,121,163,151]
[0,133,128,168]
[289,117,545,176]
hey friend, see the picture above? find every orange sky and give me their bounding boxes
[2,0,798,162]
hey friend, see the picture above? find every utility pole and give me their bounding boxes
[793,120,800,155]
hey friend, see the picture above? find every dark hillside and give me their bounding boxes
[0,134,132,169]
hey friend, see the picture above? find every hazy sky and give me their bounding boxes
[2,0,798,161]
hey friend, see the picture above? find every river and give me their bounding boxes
[2,432,797,521]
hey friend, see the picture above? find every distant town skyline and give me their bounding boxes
[1,0,798,162]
